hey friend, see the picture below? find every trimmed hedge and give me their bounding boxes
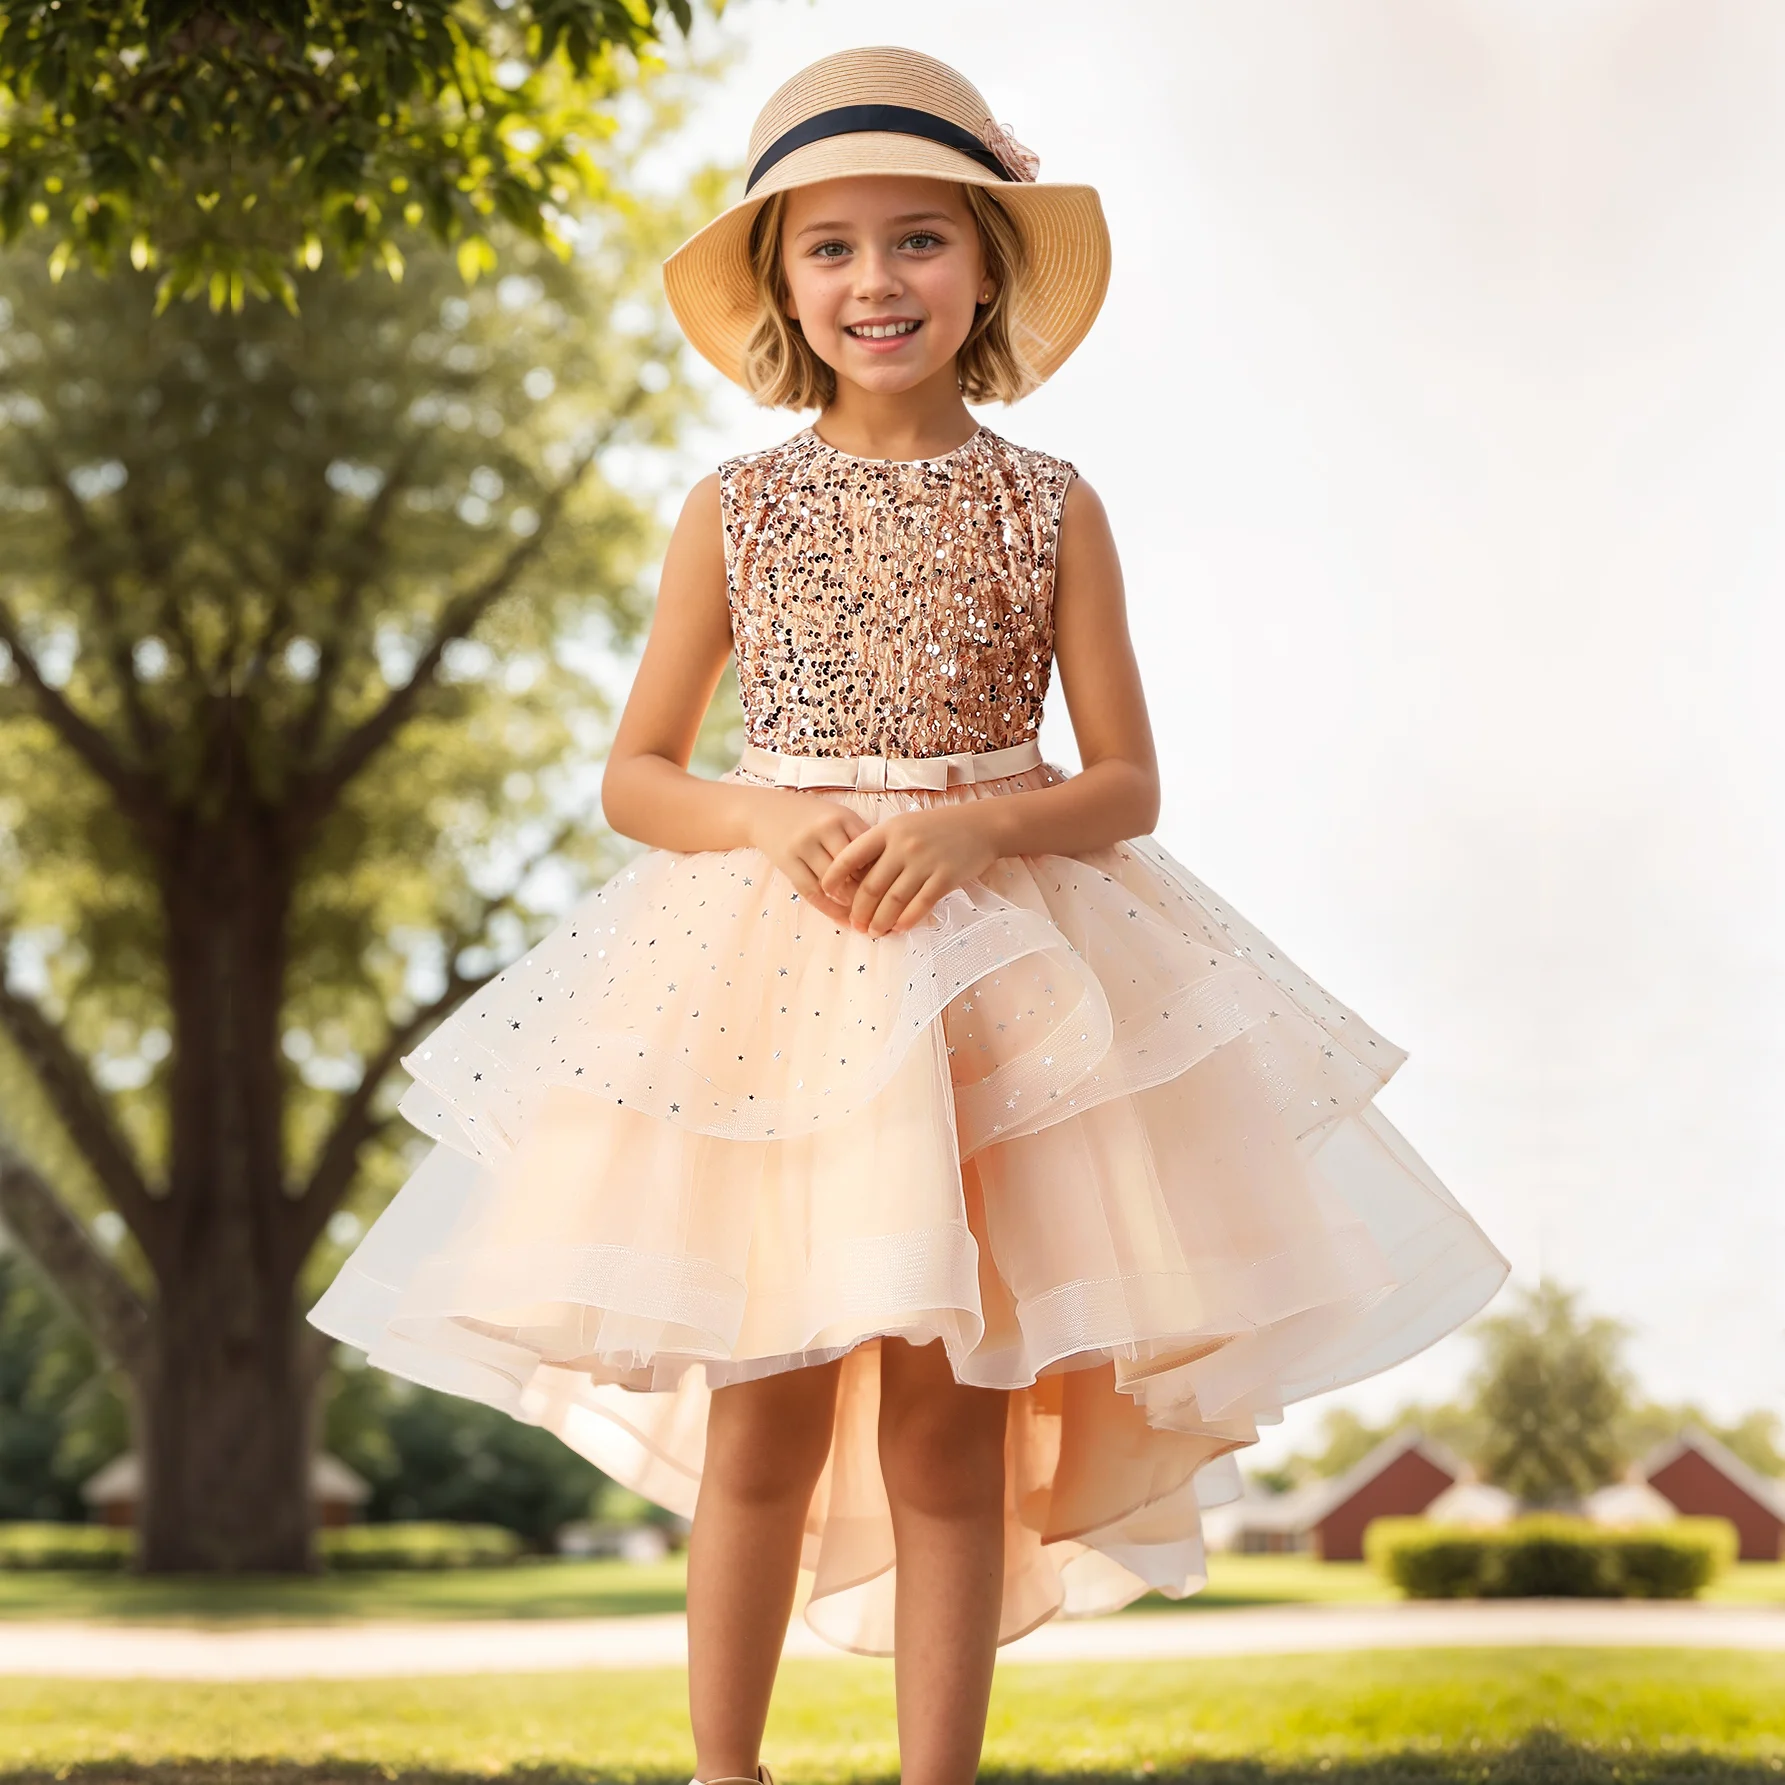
[0,1523,134,1570]
[1365,1514,1738,1599]
[318,1521,523,1569]
[0,1520,523,1571]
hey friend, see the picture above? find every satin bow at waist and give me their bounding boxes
[736,737,1042,792]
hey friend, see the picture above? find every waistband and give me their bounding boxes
[736,737,1042,792]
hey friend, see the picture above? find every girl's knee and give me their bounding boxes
[878,1388,1007,1520]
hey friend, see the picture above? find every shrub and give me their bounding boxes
[319,1521,523,1570]
[0,1520,526,1572]
[1361,1527,1487,1599]
[1365,1515,1738,1599]
[325,1371,609,1546]
[1614,1530,1734,1598]
[0,1522,133,1570]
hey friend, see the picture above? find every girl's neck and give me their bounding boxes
[810,368,978,465]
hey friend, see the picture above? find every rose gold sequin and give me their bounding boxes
[718,425,1076,757]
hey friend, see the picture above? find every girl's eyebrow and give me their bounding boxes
[793,211,956,239]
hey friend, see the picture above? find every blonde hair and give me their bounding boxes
[740,184,1040,410]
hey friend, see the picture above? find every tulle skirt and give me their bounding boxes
[306,753,1509,1655]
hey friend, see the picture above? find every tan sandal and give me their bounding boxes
[690,1768,775,1785]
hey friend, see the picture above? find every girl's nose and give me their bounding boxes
[853,248,901,299]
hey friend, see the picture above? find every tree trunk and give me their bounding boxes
[134,789,317,1572]
[135,1295,318,1570]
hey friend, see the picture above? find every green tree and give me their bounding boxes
[1712,1410,1785,1478]
[325,1356,609,1546]
[0,91,739,1568]
[0,0,717,308]
[1298,1407,1391,1481]
[1468,1278,1634,1506]
[0,1245,129,1518]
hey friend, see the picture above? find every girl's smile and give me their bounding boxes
[843,315,925,349]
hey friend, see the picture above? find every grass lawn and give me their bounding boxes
[1136,1554,1397,1608]
[1709,1563,1785,1605]
[0,1650,1782,1782]
[0,1554,1777,1626]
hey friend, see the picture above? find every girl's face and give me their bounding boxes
[778,175,991,398]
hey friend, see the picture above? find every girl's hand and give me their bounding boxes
[820,806,1003,938]
[747,790,877,929]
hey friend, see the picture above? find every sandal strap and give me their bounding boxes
[690,1772,773,1785]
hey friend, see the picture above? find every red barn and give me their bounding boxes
[1309,1427,1464,1561]
[1641,1426,1785,1562]
[1206,1426,1466,1558]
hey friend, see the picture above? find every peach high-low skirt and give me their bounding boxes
[306,749,1509,1655]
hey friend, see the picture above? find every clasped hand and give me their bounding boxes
[749,791,1002,936]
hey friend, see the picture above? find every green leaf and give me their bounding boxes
[0,0,719,306]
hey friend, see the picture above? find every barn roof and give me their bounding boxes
[1308,1424,1464,1526]
[1425,1477,1519,1525]
[1640,1424,1785,1522]
[1222,1425,1463,1538]
[81,1451,372,1505]
[1581,1476,1677,1526]
[1213,1478,1333,1536]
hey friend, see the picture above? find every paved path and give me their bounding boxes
[3,1601,1782,1679]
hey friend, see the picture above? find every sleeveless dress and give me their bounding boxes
[307,422,1509,1655]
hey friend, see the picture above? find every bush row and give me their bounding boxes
[1365,1515,1738,1598]
[0,1524,133,1570]
[321,1522,522,1569]
[0,1521,522,1571]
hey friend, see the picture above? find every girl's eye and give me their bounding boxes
[902,232,943,251]
[811,241,849,259]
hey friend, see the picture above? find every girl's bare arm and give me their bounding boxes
[598,474,771,852]
[598,477,869,926]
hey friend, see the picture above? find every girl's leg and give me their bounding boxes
[687,1357,842,1781]
[877,1335,1010,1785]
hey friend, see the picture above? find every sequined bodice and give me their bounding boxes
[718,425,1076,757]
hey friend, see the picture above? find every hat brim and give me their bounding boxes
[663,135,1110,393]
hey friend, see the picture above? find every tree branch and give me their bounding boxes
[31,441,163,765]
[281,816,579,1267]
[118,479,204,688]
[278,990,462,1273]
[0,597,155,815]
[288,426,613,833]
[0,1146,151,1378]
[234,449,340,698]
[289,436,427,764]
[0,968,163,1250]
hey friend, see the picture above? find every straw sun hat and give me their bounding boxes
[663,45,1111,390]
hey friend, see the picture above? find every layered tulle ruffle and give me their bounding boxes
[307,758,1509,1654]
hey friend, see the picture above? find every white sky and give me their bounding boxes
[642,0,1785,1461]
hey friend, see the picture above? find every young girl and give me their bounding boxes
[309,45,1510,1785]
